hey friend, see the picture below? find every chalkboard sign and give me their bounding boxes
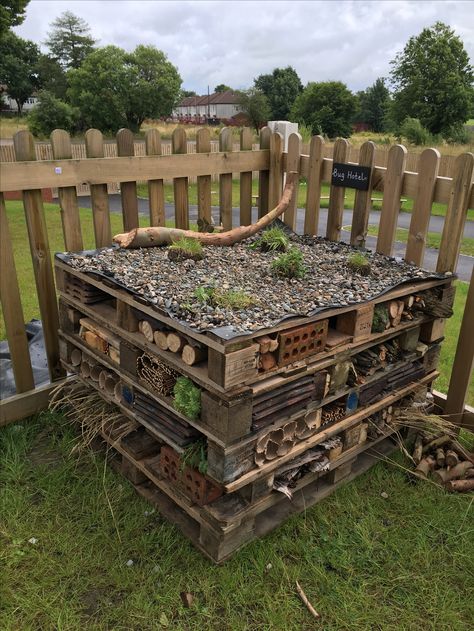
[331,163,371,191]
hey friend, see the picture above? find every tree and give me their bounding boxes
[214,84,231,93]
[45,11,95,69]
[238,88,271,132]
[356,78,391,132]
[0,31,39,113]
[35,54,67,100]
[390,22,474,136]
[68,45,182,132]
[290,81,357,138]
[254,66,303,120]
[0,0,29,35]
[182,90,197,97]
[28,90,78,136]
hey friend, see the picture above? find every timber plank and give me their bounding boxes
[350,141,376,248]
[326,138,350,241]
[303,135,325,235]
[117,129,139,231]
[219,128,233,230]
[376,144,408,256]
[85,129,112,247]
[196,128,212,224]
[283,132,302,230]
[172,128,189,229]
[258,127,271,217]
[239,127,253,225]
[268,131,283,210]
[145,129,165,226]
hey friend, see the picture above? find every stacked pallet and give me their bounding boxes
[55,256,454,562]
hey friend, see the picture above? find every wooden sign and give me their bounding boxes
[332,163,371,190]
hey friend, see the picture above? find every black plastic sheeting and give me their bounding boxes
[56,244,452,341]
[0,319,49,399]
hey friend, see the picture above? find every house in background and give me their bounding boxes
[172,90,243,124]
[1,87,38,113]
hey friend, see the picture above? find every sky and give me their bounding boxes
[14,0,474,94]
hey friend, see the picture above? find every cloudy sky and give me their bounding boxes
[14,0,474,94]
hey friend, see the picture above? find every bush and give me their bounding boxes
[399,117,431,145]
[444,125,472,145]
[28,90,78,137]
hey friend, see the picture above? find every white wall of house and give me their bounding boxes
[1,94,38,111]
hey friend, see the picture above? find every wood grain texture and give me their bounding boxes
[196,128,212,223]
[84,129,112,247]
[326,138,350,241]
[304,135,325,235]
[13,130,64,381]
[268,131,283,210]
[50,129,83,251]
[239,127,253,225]
[0,192,34,393]
[376,144,408,255]
[0,379,67,427]
[436,152,474,273]
[284,132,302,230]
[117,128,139,231]
[445,267,474,424]
[258,127,271,217]
[350,141,376,248]
[145,129,165,226]
[219,127,233,230]
[404,148,440,266]
[172,128,189,229]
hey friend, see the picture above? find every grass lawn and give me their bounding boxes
[1,412,473,630]
[360,224,474,258]
[1,200,472,405]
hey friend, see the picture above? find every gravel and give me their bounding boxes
[65,230,448,335]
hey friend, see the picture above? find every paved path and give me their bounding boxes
[75,195,473,281]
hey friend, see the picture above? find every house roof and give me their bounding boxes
[177,91,240,107]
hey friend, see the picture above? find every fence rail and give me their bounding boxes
[0,126,473,430]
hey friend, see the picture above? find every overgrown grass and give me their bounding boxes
[0,412,473,630]
[362,224,474,257]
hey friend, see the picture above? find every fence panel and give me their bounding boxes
[350,140,376,248]
[376,144,407,255]
[326,138,350,241]
[258,127,271,218]
[239,127,253,226]
[85,129,112,247]
[284,132,302,230]
[219,127,233,230]
[196,128,212,223]
[145,129,165,227]
[303,135,325,236]
[117,128,139,231]
[172,128,189,229]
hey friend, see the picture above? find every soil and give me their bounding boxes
[65,226,449,335]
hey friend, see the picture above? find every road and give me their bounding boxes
[76,195,474,281]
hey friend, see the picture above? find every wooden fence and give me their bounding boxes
[0,126,473,429]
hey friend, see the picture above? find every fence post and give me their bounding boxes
[50,129,83,251]
[445,267,474,426]
[85,129,112,247]
[196,128,212,224]
[117,128,139,231]
[376,144,407,255]
[239,127,253,226]
[258,127,271,218]
[304,135,325,236]
[145,129,165,227]
[326,138,350,241]
[0,193,35,393]
[284,132,302,230]
[219,127,233,230]
[172,127,189,229]
[350,140,376,248]
[436,152,474,273]
[268,131,283,210]
[405,148,440,266]
[13,130,64,381]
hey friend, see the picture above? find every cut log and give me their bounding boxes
[444,461,474,482]
[415,456,436,478]
[445,479,474,493]
[435,448,446,468]
[113,172,298,248]
[449,441,474,465]
[140,320,155,343]
[167,332,186,353]
[259,352,277,371]
[422,435,450,454]
[153,330,169,350]
[445,449,459,468]
[432,468,449,484]
[182,344,207,366]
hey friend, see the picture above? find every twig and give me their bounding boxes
[296,581,320,620]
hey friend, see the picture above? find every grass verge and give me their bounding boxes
[0,412,473,630]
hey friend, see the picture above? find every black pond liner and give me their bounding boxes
[55,222,453,341]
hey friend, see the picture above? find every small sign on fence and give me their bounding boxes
[331,163,371,191]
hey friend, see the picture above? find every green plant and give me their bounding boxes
[271,246,306,279]
[347,252,371,275]
[180,438,207,475]
[372,304,389,333]
[251,226,289,252]
[173,376,201,420]
[168,236,203,261]
[28,90,79,136]
[399,117,431,146]
[194,285,214,304]
[213,289,254,309]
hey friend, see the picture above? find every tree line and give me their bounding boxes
[0,4,472,144]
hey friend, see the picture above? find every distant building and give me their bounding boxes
[1,90,38,112]
[172,91,243,123]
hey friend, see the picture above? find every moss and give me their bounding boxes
[372,304,389,332]
[173,376,201,420]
